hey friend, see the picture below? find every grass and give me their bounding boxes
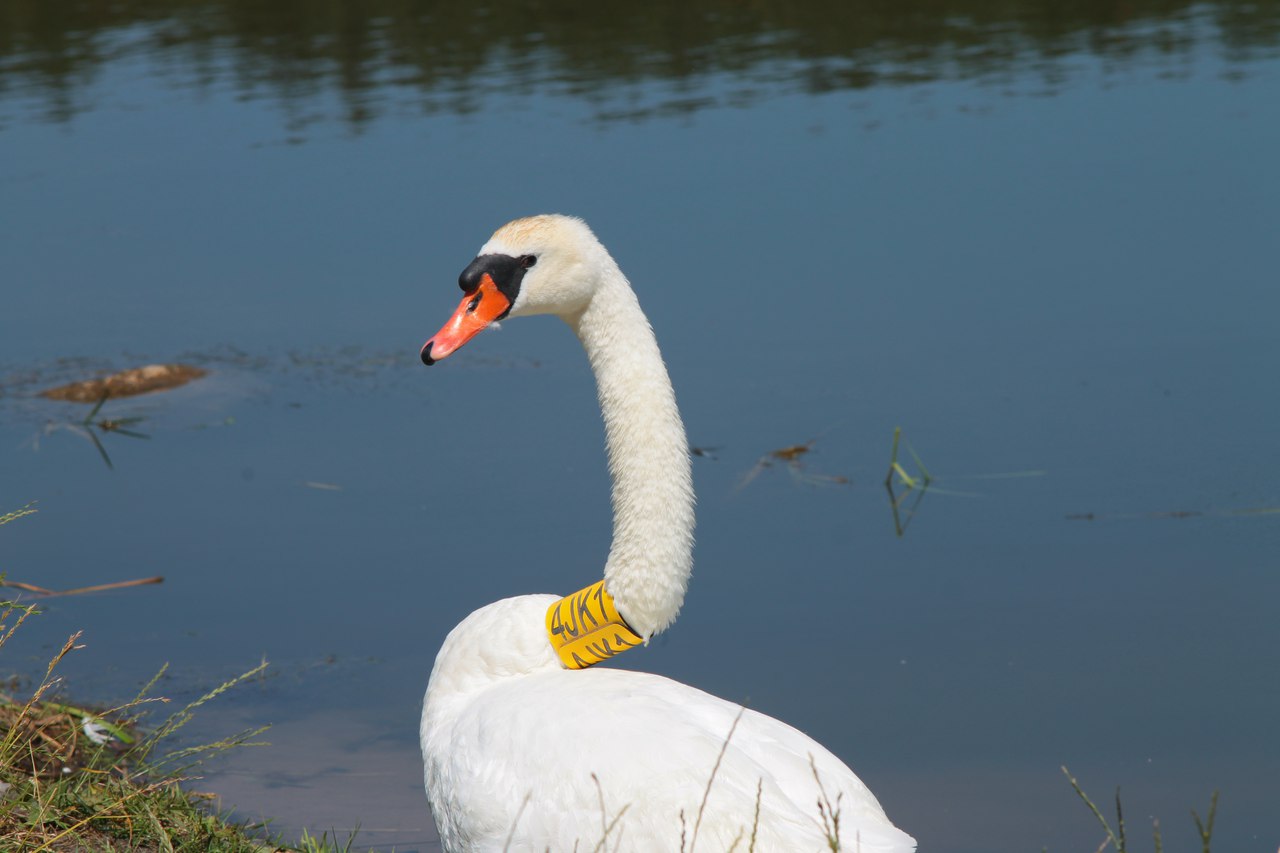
[884,426,933,537]
[0,603,285,851]
[884,426,1047,536]
[1062,766,1220,853]
[1,506,359,852]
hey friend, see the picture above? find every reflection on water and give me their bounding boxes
[884,428,933,536]
[2,0,1278,128]
[35,398,151,471]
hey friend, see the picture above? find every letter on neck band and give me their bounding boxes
[546,580,643,669]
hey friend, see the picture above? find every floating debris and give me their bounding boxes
[81,717,115,746]
[1067,506,1279,522]
[769,443,815,463]
[0,576,164,597]
[736,437,851,492]
[0,504,38,527]
[40,364,207,403]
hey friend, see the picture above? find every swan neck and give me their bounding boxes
[568,269,694,639]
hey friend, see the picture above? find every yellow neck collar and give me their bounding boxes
[546,580,643,669]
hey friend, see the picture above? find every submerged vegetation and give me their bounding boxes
[884,427,933,537]
[30,393,151,471]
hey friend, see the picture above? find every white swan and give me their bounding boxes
[418,215,915,852]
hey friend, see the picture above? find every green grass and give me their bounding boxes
[0,604,293,851]
[0,506,360,852]
[1061,766,1219,853]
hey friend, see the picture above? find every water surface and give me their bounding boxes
[2,3,1278,851]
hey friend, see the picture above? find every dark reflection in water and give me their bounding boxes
[2,0,1278,128]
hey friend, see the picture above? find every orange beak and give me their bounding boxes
[420,274,512,365]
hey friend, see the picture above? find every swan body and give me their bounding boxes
[419,215,914,852]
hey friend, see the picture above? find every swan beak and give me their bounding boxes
[421,275,511,365]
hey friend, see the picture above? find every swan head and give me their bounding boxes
[421,215,613,364]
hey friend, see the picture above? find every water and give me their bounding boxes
[2,2,1279,850]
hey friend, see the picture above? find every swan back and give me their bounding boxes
[423,595,563,712]
[424,646,915,852]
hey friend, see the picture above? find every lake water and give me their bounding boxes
[2,2,1278,851]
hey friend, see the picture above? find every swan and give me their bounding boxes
[418,215,915,852]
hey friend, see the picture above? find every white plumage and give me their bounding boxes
[419,215,914,852]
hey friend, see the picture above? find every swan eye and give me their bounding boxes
[519,255,537,270]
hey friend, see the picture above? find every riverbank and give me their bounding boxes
[0,598,357,853]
